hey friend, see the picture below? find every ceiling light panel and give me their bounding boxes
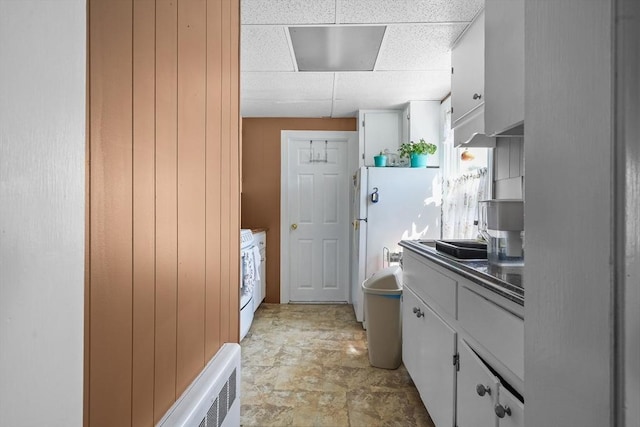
[241,72,334,101]
[241,0,335,25]
[337,0,484,24]
[289,26,386,72]
[241,26,295,71]
[375,24,466,71]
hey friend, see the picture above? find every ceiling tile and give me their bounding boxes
[241,100,333,117]
[242,72,334,101]
[376,24,466,71]
[337,0,483,24]
[242,0,335,25]
[334,71,450,101]
[241,26,295,71]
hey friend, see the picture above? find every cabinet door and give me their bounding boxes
[403,287,457,427]
[457,339,499,427]
[451,10,485,125]
[497,387,524,427]
[362,111,401,166]
[485,0,524,135]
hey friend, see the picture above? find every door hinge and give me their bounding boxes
[451,67,454,74]
[453,353,460,371]
[362,120,365,127]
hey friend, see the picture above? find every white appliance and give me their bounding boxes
[240,229,256,340]
[351,166,442,324]
[156,343,240,427]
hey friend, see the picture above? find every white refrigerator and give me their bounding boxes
[351,166,442,325]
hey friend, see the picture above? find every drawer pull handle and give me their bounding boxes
[476,384,491,397]
[412,307,424,318]
[494,404,512,418]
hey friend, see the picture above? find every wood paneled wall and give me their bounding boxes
[241,118,357,303]
[87,0,240,425]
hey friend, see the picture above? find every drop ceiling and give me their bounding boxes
[241,0,484,118]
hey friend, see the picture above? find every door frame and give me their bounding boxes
[280,130,358,304]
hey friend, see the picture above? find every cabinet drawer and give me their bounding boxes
[403,252,457,319]
[459,286,524,380]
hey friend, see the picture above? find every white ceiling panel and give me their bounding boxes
[242,72,334,101]
[332,98,411,118]
[241,26,295,71]
[241,100,333,117]
[376,24,466,71]
[242,0,335,25]
[240,0,478,117]
[334,71,450,101]
[337,0,483,24]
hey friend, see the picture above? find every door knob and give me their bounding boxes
[291,223,298,230]
[473,93,482,100]
[476,384,491,396]
[494,404,512,418]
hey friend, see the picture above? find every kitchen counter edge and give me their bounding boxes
[399,240,524,306]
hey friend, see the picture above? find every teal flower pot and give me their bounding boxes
[410,154,428,167]
[374,155,387,167]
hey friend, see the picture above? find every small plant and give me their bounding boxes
[398,139,437,158]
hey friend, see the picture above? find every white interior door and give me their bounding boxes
[281,131,355,302]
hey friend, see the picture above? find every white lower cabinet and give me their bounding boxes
[457,339,524,427]
[403,286,457,427]
[457,339,499,427]
[497,386,524,427]
[400,249,524,427]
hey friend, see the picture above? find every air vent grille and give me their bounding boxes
[196,368,237,427]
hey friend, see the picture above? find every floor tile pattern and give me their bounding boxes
[240,304,435,427]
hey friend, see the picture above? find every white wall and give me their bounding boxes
[0,1,85,426]
[524,1,614,426]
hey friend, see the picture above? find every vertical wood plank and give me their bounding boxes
[154,0,178,421]
[205,0,223,358]
[219,0,232,343]
[89,0,134,425]
[228,0,241,341]
[176,0,207,392]
[132,0,156,425]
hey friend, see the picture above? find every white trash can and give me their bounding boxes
[362,266,403,369]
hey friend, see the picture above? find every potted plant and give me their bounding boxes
[398,139,437,167]
[373,150,387,167]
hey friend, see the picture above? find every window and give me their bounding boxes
[439,98,492,239]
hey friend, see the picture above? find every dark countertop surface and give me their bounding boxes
[399,240,524,306]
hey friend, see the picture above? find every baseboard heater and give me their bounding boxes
[157,343,241,427]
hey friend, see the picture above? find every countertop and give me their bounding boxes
[399,240,524,306]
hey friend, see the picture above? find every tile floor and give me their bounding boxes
[240,304,435,427]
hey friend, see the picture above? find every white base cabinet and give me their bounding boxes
[400,247,524,427]
[458,339,524,427]
[457,339,499,427]
[403,286,457,427]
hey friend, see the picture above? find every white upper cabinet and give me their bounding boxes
[484,0,525,136]
[451,11,493,147]
[451,11,485,127]
[403,101,441,167]
[358,110,402,167]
